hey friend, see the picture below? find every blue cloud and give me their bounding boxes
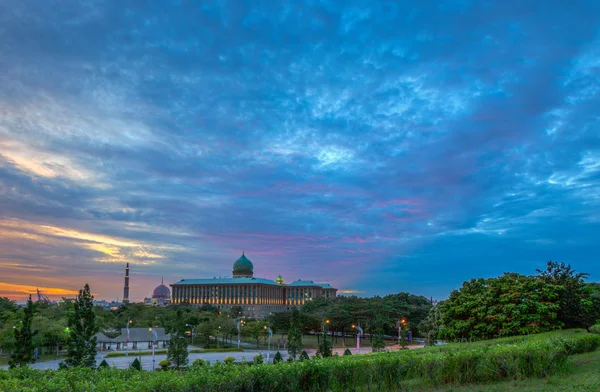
[0,0,599,300]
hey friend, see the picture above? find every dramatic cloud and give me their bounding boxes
[0,0,598,301]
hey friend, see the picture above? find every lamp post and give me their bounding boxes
[352,324,363,354]
[398,318,407,349]
[185,324,196,347]
[149,327,158,371]
[235,318,244,350]
[217,326,221,348]
[264,326,273,363]
[126,319,132,357]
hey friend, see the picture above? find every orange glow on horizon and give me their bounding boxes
[0,282,79,300]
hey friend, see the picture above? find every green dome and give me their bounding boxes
[233,253,254,272]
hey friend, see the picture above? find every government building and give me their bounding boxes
[170,253,337,317]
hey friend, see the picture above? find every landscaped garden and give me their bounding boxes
[0,329,598,391]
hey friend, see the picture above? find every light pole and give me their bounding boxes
[149,327,158,371]
[264,326,273,363]
[217,326,221,348]
[126,319,132,357]
[397,318,407,349]
[235,318,244,350]
[186,324,196,347]
[352,324,363,354]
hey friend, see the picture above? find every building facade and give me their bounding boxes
[170,253,337,317]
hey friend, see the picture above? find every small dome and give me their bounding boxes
[233,253,253,272]
[276,275,284,284]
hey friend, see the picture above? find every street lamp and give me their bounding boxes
[235,318,244,350]
[352,324,363,354]
[126,319,132,357]
[264,326,273,363]
[149,327,158,371]
[186,324,196,347]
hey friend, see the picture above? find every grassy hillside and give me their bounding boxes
[0,329,597,391]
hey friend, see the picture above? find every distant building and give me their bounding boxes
[151,278,171,306]
[95,328,170,351]
[170,253,336,317]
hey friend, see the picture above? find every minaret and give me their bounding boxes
[123,262,130,304]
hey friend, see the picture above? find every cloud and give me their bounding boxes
[0,0,598,300]
[0,282,79,300]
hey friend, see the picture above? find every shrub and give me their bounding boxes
[343,348,352,356]
[300,351,310,361]
[287,357,294,363]
[590,324,600,334]
[97,359,109,369]
[129,358,142,371]
[224,356,235,365]
[273,351,283,363]
[253,353,264,364]
[0,330,598,391]
[158,359,171,370]
[191,358,204,367]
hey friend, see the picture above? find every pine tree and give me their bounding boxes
[300,350,310,361]
[287,307,303,360]
[273,351,283,363]
[167,310,189,369]
[343,348,352,356]
[371,315,386,352]
[9,296,37,368]
[98,359,109,368]
[65,284,98,368]
[130,357,142,370]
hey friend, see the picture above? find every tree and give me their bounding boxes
[300,350,310,361]
[440,273,562,341]
[371,315,386,352]
[419,304,442,347]
[65,284,98,368]
[343,348,352,355]
[273,351,283,363]
[167,310,189,369]
[287,307,303,359]
[9,296,37,368]
[317,320,333,358]
[242,320,268,348]
[537,261,594,328]
[130,357,142,370]
[98,359,109,368]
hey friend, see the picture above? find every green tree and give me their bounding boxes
[343,348,352,355]
[371,316,386,352]
[440,273,562,341]
[167,310,189,369]
[287,307,303,359]
[130,357,142,370]
[300,350,310,361]
[9,296,37,368]
[419,304,442,346]
[317,320,333,357]
[65,284,98,368]
[273,351,283,363]
[242,320,268,348]
[537,261,594,328]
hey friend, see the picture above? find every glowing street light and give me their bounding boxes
[264,326,273,363]
[149,327,158,371]
[352,324,363,354]
[186,324,196,347]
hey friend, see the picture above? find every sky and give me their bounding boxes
[0,1,599,302]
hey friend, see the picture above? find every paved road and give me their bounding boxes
[0,344,424,371]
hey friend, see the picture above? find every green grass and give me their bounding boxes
[0,330,597,391]
[400,349,600,391]
[0,353,64,366]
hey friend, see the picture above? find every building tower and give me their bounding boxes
[123,262,130,304]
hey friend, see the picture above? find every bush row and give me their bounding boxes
[0,333,598,392]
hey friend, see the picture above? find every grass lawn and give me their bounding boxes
[399,349,600,392]
[0,353,65,366]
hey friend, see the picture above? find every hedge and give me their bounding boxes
[0,332,598,391]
